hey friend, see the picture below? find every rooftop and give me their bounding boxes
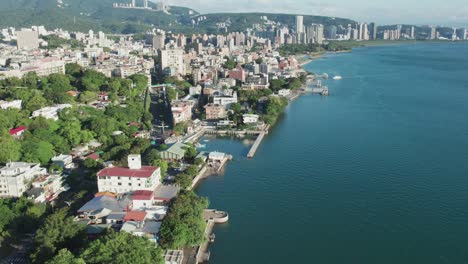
[77,195,131,213]
[153,185,179,201]
[132,190,154,201]
[97,166,158,178]
[9,126,27,135]
[124,211,147,222]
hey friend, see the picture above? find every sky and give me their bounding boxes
[165,0,468,27]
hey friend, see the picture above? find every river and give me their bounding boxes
[195,42,468,264]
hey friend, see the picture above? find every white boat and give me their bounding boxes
[333,76,342,80]
[322,73,329,79]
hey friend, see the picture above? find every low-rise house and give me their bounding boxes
[278,89,291,97]
[243,114,260,124]
[204,103,227,120]
[217,78,236,89]
[208,152,227,163]
[0,162,47,198]
[171,100,194,125]
[9,126,27,138]
[30,104,72,121]
[132,190,154,210]
[96,155,161,194]
[153,185,179,203]
[213,92,238,107]
[51,154,75,169]
[0,100,22,110]
[160,142,189,161]
[217,120,234,128]
[98,92,109,102]
[189,85,202,95]
[164,250,184,264]
[27,173,69,203]
[77,194,132,221]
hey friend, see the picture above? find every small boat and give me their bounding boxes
[333,76,342,80]
[322,73,329,79]
[209,233,216,242]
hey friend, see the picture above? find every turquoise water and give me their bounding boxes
[196,42,468,264]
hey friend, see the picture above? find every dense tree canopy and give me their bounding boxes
[30,209,87,264]
[80,230,163,264]
[159,191,208,249]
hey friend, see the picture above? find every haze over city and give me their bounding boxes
[167,0,468,26]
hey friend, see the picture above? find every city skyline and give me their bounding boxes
[164,0,468,27]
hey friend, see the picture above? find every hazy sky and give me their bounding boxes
[166,0,468,26]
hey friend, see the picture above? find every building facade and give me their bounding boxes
[96,155,161,194]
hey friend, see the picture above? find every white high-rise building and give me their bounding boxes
[0,162,46,198]
[296,16,304,34]
[410,26,415,39]
[430,27,437,40]
[358,23,369,40]
[158,46,185,77]
[16,29,39,50]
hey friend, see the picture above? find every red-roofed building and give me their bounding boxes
[132,190,154,210]
[123,211,147,222]
[96,155,161,194]
[98,92,109,102]
[85,153,100,161]
[9,126,27,138]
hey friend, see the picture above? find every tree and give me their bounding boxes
[166,87,177,101]
[159,191,209,249]
[230,102,242,114]
[143,148,160,164]
[47,73,73,93]
[59,120,84,147]
[223,56,237,70]
[270,79,286,92]
[22,140,55,164]
[175,173,192,189]
[80,70,107,92]
[80,230,163,264]
[78,91,97,104]
[183,144,197,160]
[65,63,83,77]
[46,249,85,264]
[30,209,87,264]
[0,134,21,163]
[83,158,98,169]
[173,122,186,136]
[152,159,168,177]
[22,72,39,89]
[25,94,48,112]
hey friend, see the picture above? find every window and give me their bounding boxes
[118,182,122,186]
[128,183,132,186]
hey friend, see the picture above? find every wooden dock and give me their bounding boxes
[247,131,266,158]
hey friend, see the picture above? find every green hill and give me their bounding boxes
[196,13,355,33]
[0,0,198,33]
[0,0,355,34]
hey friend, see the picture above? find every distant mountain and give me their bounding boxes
[0,0,199,33]
[0,0,355,34]
[197,13,356,33]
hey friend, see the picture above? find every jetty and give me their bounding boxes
[247,131,266,158]
[206,152,233,174]
[196,210,229,263]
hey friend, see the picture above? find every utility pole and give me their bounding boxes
[156,121,169,134]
